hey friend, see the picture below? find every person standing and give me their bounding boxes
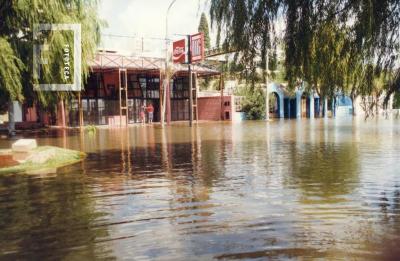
[147,103,154,124]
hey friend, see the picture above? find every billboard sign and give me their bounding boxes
[190,33,204,63]
[172,39,186,64]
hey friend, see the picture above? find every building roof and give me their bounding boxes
[89,51,220,76]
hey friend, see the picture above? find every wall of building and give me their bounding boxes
[352,95,393,117]
[198,96,232,121]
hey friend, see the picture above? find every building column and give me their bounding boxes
[279,94,284,118]
[296,92,302,118]
[159,72,164,124]
[166,79,171,124]
[60,99,66,128]
[78,92,83,129]
[315,98,320,117]
[309,94,314,118]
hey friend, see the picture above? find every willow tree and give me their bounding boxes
[0,0,102,134]
[210,0,279,83]
[209,0,400,112]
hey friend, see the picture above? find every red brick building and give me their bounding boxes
[198,96,232,121]
[4,51,235,128]
[67,51,222,126]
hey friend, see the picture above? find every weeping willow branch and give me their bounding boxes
[210,0,400,115]
[0,0,104,109]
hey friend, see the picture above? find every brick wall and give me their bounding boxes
[198,96,232,121]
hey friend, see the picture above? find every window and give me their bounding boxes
[172,77,189,99]
[128,74,139,90]
[225,111,230,120]
[107,84,116,98]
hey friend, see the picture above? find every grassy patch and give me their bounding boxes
[0,146,86,174]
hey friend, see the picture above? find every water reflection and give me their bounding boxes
[287,142,360,201]
[0,173,113,260]
[0,119,399,260]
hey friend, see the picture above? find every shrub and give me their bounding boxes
[238,85,266,120]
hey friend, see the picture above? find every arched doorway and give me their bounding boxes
[269,92,280,118]
[284,97,297,118]
[313,96,320,117]
[301,93,308,117]
[268,83,284,118]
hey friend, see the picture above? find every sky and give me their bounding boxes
[98,0,214,57]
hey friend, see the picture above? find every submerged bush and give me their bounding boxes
[237,85,266,120]
[85,125,97,134]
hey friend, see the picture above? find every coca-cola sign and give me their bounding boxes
[173,39,186,64]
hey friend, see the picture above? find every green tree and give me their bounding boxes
[236,85,266,120]
[198,12,211,49]
[392,91,400,109]
[0,0,103,133]
[209,0,400,112]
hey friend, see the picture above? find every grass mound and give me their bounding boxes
[0,146,86,174]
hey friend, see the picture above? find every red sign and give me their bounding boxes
[173,39,186,64]
[190,33,204,63]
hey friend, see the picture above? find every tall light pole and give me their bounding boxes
[162,0,177,126]
[265,44,270,121]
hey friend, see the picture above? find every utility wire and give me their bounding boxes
[101,33,170,41]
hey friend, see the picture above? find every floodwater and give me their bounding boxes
[0,119,400,260]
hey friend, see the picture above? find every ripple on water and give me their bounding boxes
[0,119,400,260]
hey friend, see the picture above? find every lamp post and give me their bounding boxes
[162,0,177,126]
[265,44,270,121]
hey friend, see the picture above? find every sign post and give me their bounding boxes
[189,33,204,126]
[172,33,204,127]
[188,35,193,126]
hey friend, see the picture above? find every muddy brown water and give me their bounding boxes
[0,119,400,260]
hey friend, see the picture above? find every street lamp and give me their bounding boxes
[162,0,177,126]
[265,44,270,121]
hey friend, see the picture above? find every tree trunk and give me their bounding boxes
[61,98,66,128]
[8,100,16,137]
[351,95,356,116]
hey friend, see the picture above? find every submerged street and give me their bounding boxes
[0,119,400,260]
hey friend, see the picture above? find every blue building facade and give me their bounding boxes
[267,82,351,119]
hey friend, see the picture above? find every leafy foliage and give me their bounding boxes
[393,91,400,109]
[85,124,97,134]
[210,0,279,83]
[209,0,400,110]
[0,0,103,108]
[236,85,266,120]
[198,13,211,49]
[0,37,24,101]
